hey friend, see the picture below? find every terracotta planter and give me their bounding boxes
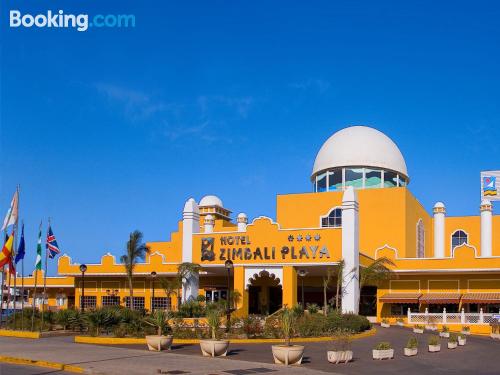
[448,342,457,349]
[413,328,424,334]
[428,344,441,352]
[145,335,173,351]
[458,337,466,346]
[381,323,390,328]
[271,345,305,365]
[199,339,230,357]
[327,350,353,364]
[404,347,418,356]
[439,332,450,338]
[372,349,394,360]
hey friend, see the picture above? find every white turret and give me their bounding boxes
[433,202,446,258]
[237,213,248,232]
[480,199,493,257]
[204,214,214,233]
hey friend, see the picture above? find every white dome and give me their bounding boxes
[434,202,445,208]
[199,195,223,207]
[312,126,408,179]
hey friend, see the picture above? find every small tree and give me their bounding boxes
[120,230,150,310]
[206,308,222,340]
[331,260,345,312]
[159,277,181,311]
[280,307,296,346]
[144,309,170,336]
[359,257,395,291]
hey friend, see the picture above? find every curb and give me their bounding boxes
[0,355,84,373]
[75,328,376,345]
[0,329,40,339]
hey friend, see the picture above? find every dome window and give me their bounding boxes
[451,230,468,250]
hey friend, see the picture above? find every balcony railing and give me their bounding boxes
[407,307,499,325]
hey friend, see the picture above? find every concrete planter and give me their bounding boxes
[413,328,424,334]
[381,323,390,328]
[439,332,450,338]
[145,335,173,351]
[404,347,418,356]
[490,333,500,340]
[461,330,470,336]
[426,325,437,331]
[199,339,230,357]
[372,349,394,360]
[428,344,441,352]
[448,342,458,349]
[396,321,404,327]
[327,350,353,364]
[458,337,466,346]
[271,345,305,365]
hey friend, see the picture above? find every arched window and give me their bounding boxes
[451,230,468,250]
[416,220,425,258]
[321,208,342,228]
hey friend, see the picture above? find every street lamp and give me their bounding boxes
[224,260,234,332]
[298,269,308,308]
[79,264,87,313]
[150,271,157,311]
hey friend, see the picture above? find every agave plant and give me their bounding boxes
[281,307,296,346]
[55,309,73,330]
[84,308,116,336]
[143,310,171,336]
[206,308,222,340]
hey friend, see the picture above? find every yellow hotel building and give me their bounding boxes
[17,126,500,331]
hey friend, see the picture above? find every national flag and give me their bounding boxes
[35,224,42,270]
[1,190,19,231]
[46,225,60,259]
[15,223,25,264]
[0,232,14,268]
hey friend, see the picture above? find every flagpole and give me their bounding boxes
[21,236,25,331]
[41,219,50,332]
[13,185,19,329]
[31,267,38,331]
[31,221,42,332]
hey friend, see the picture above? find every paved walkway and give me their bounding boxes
[0,336,333,375]
[0,363,73,374]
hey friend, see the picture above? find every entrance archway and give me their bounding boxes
[248,270,282,315]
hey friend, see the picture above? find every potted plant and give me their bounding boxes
[439,325,450,338]
[404,336,418,357]
[448,333,458,349]
[490,322,500,340]
[396,318,404,327]
[271,307,304,365]
[413,324,424,334]
[461,326,470,335]
[199,308,230,357]
[458,333,466,346]
[426,316,437,331]
[144,310,173,351]
[327,330,353,364]
[381,318,390,328]
[428,335,441,352]
[372,342,394,360]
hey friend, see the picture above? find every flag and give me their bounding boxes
[481,171,500,201]
[35,224,42,270]
[1,190,19,231]
[0,232,14,268]
[46,225,60,259]
[15,223,25,264]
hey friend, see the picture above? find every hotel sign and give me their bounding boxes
[200,235,331,262]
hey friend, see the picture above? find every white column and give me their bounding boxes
[237,213,248,232]
[341,186,360,314]
[433,202,446,258]
[480,199,493,257]
[204,214,214,234]
[182,198,200,301]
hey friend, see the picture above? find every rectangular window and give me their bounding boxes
[316,173,327,192]
[151,297,171,310]
[365,168,382,188]
[80,296,97,309]
[125,297,145,310]
[345,168,364,188]
[101,296,120,306]
[327,171,342,191]
[383,171,398,187]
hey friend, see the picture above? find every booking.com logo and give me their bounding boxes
[9,10,135,32]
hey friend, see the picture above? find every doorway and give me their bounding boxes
[247,271,282,315]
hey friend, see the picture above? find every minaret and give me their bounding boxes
[237,213,248,232]
[182,198,200,301]
[204,214,214,234]
[480,199,493,257]
[341,186,360,314]
[433,202,446,258]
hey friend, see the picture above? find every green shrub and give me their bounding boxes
[414,324,424,330]
[449,333,458,343]
[428,335,440,346]
[374,341,392,350]
[306,303,320,314]
[330,330,352,351]
[462,325,470,332]
[143,310,171,336]
[55,309,74,330]
[242,315,263,338]
[291,304,304,317]
[297,314,326,337]
[263,316,281,338]
[206,308,222,340]
[406,336,418,349]
[325,312,370,333]
[442,325,449,333]
[280,307,296,346]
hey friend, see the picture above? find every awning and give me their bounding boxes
[379,293,422,303]
[420,293,461,304]
[462,293,500,304]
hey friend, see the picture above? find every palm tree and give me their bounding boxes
[322,267,335,315]
[359,257,395,291]
[159,277,181,311]
[331,260,345,312]
[177,262,201,304]
[120,230,150,310]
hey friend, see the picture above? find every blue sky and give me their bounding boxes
[1,1,499,275]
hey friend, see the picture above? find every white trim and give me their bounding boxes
[374,243,496,261]
[244,266,283,288]
[450,229,470,254]
[427,279,460,293]
[392,268,500,273]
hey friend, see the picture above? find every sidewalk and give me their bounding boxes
[0,336,333,375]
